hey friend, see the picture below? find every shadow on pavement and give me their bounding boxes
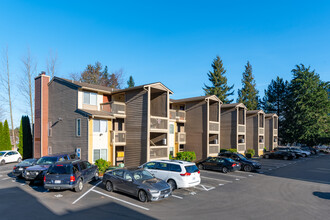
[313,192,330,200]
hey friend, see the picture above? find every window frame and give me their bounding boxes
[76,118,81,137]
[83,91,97,106]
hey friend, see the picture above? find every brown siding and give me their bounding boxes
[220,108,237,149]
[265,118,273,151]
[150,91,167,117]
[246,114,258,153]
[185,101,207,161]
[48,80,89,160]
[34,78,41,158]
[125,89,148,166]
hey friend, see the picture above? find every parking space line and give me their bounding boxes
[1,177,11,181]
[92,189,149,211]
[201,176,233,183]
[194,184,215,191]
[0,170,12,174]
[172,195,183,199]
[201,170,247,178]
[72,181,102,205]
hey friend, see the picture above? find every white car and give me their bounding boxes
[140,160,201,190]
[0,151,22,165]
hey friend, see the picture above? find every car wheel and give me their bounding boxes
[167,179,177,191]
[74,179,83,192]
[1,160,5,165]
[138,190,148,203]
[244,165,252,172]
[94,171,99,181]
[283,156,288,160]
[222,167,228,173]
[17,158,22,163]
[105,181,113,192]
[198,164,204,170]
[264,155,270,159]
[302,154,306,158]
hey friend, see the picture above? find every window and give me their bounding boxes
[79,162,87,170]
[93,149,107,162]
[84,161,92,169]
[93,120,107,133]
[48,122,52,137]
[156,162,169,170]
[83,91,97,105]
[113,170,124,178]
[145,162,156,169]
[76,119,81,137]
[169,164,182,172]
[169,124,174,134]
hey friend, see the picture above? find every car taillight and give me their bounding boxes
[70,175,75,182]
[56,165,63,166]
[43,176,46,182]
[13,166,16,170]
[198,170,200,174]
[232,164,236,167]
[180,172,191,176]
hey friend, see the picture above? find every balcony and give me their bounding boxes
[169,110,176,120]
[111,131,126,145]
[237,143,246,152]
[258,143,264,150]
[209,121,219,133]
[259,127,264,135]
[150,116,168,132]
[209,144,220,155]
[176,110,186,122]
[176,132,186,144]
[238,125,245,133]
[274,129,278,136]
[101,101,126,117]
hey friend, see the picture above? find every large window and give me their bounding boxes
[76,119,81,136]
[93,119,107,133]
[83,91,97,105]
[93,149,107,162]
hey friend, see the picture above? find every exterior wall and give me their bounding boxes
[246,115,258,155]
[125,89,148,167]
[185,101,207,161]
[150,91,167,117]
[265,117,273,151]
[48,80,89,160]
[220,108,237,149]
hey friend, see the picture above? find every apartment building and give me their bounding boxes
[170,95,222,161]
[220,103,247,154]
[34,73,172,167]
[246,110,265,156]
[265,113,278,151]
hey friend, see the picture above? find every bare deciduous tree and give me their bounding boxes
[47,49,58,78]
[0,46,16,150]
[21,48,37,125]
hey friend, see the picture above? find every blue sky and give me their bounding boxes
[0,0,329,127]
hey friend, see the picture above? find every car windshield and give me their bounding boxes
[225,158,236,163]
[185,165,199,173]
[132,170,154,181]
[19,159,35,166]
[48,164,72,174]
[0,152,6,156]
[237,154,247,160]
[36,157,58,165]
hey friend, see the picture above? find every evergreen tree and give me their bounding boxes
[3,120,12,150]
[282,64,329,145]
[18,118,23,156]
[127,76,135,88]
[22,116,33,159]
[203,56,234,103]
[237,61,259,110]
[0,122,3,149]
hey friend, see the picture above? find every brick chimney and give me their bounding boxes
[34,71,50,158]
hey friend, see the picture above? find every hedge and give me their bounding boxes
[176,151,196,162]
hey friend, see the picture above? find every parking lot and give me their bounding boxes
[1,154,330,220]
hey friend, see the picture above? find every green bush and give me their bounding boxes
[95,158,110,175]
[246,149,255,157]
[169,154,175,160]
[176,151,196,162]
[227,148,237,153]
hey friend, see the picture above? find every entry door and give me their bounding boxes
[93,119,108,161]
[169,122,175,155]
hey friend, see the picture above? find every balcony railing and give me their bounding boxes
[176,132,186,144]
[259,127,264,135]
[237,143,246,152]
[176,110,186,122]
[111,131,126,145]
[259,143,264,150]
[150,116,168,131]
[238,125,245,133]
[274,129,278,136]
[101,101,126,116]
[150,146,168,159]
[209,121,219,132]
[169,110,176,120]
[209,144,220,154]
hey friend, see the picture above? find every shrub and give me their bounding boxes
[169,154,175,160]
[227,148,237,153]
[176,151,196,162]
[95,158,110,175]
[246,149,255,157]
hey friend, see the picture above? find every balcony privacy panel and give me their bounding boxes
[238,125,245,133]
[274,129,278,136]
[176,110,186,121]
[209,122,219,132]
[176,132,186,143]
[150,117,168,130]
[209,145,219,154]
[150,147,168,159]
[170,110,176,120]
[259,143,264,149]
[111,102,126,114]
[259,127,264,135]
[237,144,245,152]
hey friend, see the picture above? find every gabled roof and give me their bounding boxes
[221,103,247,109]
[110,82,174,95]
[76,109,115,119]
[265,113,278,118]
[246,109,265,116]
[171,95,222,104]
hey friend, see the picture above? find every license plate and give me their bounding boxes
[193,177,195,180]
[19,168,23,171]
[55,180,61,184]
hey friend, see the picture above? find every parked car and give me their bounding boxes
[274,147,308,158]
[196,157,241,173]
[218,152,261,172]
[44,160,99,192]
[103,168,171,202]
[0,151,22,165]
[300,146,317,155]
[12,158,38,178]
[24,153,77,183]
[140,160,201,191]
[263,150,295,160]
